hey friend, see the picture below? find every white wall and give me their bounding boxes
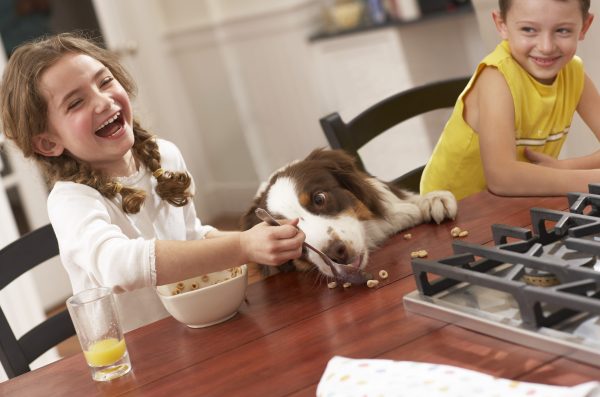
[153,0,485,201]
[564,1,600,158]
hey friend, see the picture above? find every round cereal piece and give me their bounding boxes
[450,226,461,237]
[367,279,379,288]
[458,230,469,237]
[191,282,199,290]
[172,289,181,295]
[176,282,185,290]
[418,250,428,258]
[378,270,388,279]
[410,251,420,258]
[342,282,352,288]
[327,281,337,289]
[201,275,210,282]
[403,233,412,240]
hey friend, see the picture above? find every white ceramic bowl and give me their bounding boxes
[156,265,248,328]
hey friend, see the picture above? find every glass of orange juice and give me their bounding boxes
[66,287,132,381]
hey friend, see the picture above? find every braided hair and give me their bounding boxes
[0,33,191,213]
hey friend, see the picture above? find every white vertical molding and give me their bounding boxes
[204,0,321,181]
[205,0,271,180]
[208,2,324,180]
[211,33,272,181]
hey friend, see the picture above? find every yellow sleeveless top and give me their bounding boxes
[420,41,584,200]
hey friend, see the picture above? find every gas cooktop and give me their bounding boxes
[403,186,600,366]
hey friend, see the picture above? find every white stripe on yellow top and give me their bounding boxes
[515,128,569,146]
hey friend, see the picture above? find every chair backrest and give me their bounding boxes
[0,224,75,379]
[320,76,470,191]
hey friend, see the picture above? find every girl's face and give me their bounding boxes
[34,53,135,176]
[493,0,593,84]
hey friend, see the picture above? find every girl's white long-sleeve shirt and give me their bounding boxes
[48,139,215,332]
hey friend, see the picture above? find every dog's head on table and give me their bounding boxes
[241,148,413,278]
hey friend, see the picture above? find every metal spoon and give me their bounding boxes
[255,208,371,284]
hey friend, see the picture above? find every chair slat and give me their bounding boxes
[320,76,470,191]
[0,224,76,378]
[0,224,59,289]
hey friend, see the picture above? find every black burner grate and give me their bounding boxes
[411,187,600,329]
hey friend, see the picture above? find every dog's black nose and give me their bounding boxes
[326,241,350,264]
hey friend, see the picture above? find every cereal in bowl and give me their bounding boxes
[169,266,244,295]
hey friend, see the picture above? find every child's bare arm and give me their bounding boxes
[577,74,600,141]
[154,221,304,285]
[476,68,600,196]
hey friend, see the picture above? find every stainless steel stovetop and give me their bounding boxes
[403,188,600,366]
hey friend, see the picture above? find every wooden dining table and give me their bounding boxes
[2,190,600,396]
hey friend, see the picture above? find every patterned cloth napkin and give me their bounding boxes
[317,356,600,397]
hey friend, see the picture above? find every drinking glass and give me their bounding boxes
[66,287,132,381]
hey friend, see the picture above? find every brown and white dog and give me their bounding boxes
[241,149,457,278]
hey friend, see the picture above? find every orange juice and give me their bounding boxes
[83,338,127,367]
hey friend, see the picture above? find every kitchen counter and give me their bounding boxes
[310,2,474,42]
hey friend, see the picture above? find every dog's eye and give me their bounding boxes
[313,192,327,207]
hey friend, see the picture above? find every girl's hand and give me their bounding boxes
[239,219,305,266]
[524,147,561,168]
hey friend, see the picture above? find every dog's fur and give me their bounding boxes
[241,149,457,278]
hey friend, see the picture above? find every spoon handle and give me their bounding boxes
[254,208,281,227]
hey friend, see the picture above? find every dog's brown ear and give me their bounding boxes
[240,191,268,231]
[310,149,387,219]
[305,148,350,165]
[305,148,363,176]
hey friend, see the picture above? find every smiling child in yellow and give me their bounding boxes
[421,0,600,200]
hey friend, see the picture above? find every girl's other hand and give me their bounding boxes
[240,219,305,266]
[524,147,560,168]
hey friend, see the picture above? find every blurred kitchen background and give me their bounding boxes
[1,0,600,378]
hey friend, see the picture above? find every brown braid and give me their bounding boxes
[130,120,192,210]
[0,33,192,214]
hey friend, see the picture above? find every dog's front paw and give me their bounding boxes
[418,191,457,224]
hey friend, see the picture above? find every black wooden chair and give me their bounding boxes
[0,224,75,378]
[320,76,470,191]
